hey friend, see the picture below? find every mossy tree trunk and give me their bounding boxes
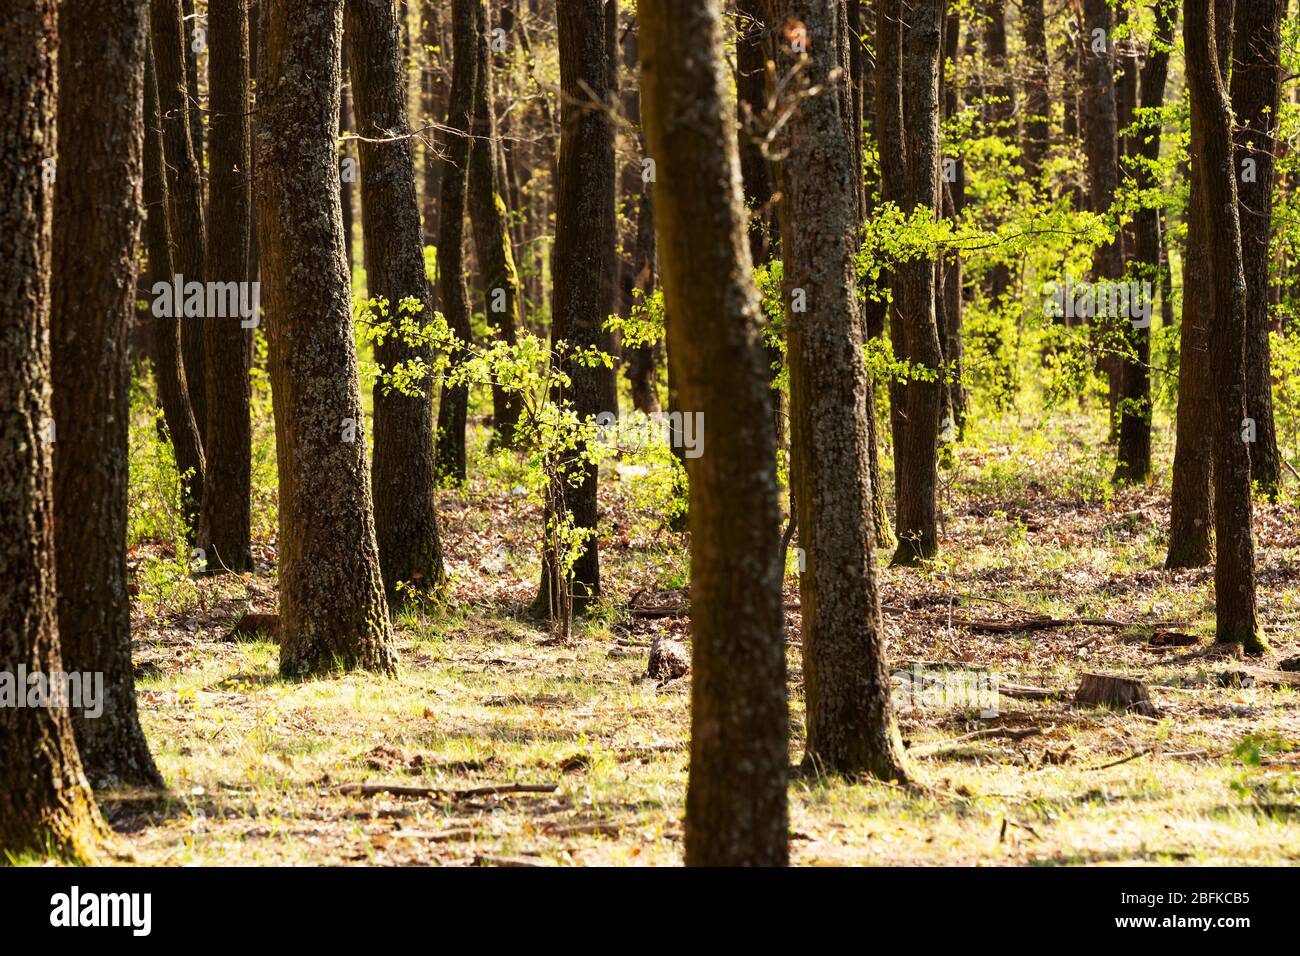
[51,0,163,789]
[768,0,912,782]
[257,0,397,678]
[0,0,106,861]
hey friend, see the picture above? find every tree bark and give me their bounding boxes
[151,0,209,446]
[640,0,789,867]
[532,0,617,613]
[1230,0,1286,500]
[341,41,357,277]
[0,0,106,861]
[199,0,254,574]
[258,0,397,677]
[1168,0,1233,569]
[878,0,945,567]
[50,0,163,789]
[347,0,447,601]
[420,0,447,243]
[1115,0,1177,485]
[433,0,476,484]
[1021,0,1049,184]
[1186,0,1265,654]
[467,0,523,442]
[768,0,911,781]
[144,34,207,529]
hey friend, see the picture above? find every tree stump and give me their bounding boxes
[1073,673,1155,716]
[645,635,689,683]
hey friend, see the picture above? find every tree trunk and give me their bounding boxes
[878,0,945,567]
[1230,0,1286,500]
[199,0,254,574]
[50,0,163,789]
[1021,0,1049,184]
[768,0,911,782]
[347,0,447,601]
[466,0,523,442]
[532,0,617,614]
[341,41,357,277]
[941,8,967,432]
[433,0,476,484]
[144,34,207,528]
[258,0,397,677]
[640,0,790,867]
[0,0,106,861]
[1115,0,1177,485]
[152,0,209,446]
[1186,0,1265,654]
[420,0,447,243]
[1168,0,1233,569]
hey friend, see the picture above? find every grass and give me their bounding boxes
[85,366,1300,866]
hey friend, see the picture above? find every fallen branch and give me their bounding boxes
[911,726,1042,757]
[336,782,558,799]
[999,682,1066,701]
[1088,748,1150,771]
[959,615,1125,634]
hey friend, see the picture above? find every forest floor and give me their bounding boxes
[105,407,1300,866]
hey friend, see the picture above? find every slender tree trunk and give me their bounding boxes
[420,0,447,243]
[941,7,967,432]
[144,34,207,528]
[0,0,106,861]
[1115,0,1177,485]
[467,0,523,442]
[878,0,944,567]
[258,0,397,678]
[768,0,911,782]
[347,0,447,601]
[51,0,163,789]
[340,41,356,277]
[641,0,789,867]
[1168,0,1234,569]
[1186,0,1264,654]
[1231,0,1286,500]
[1022,0,1049,184]
[152,0,209,446]
[532,0,617,614]
[182,0,204,172]
[433,0,476,483]
[199,0,254,574]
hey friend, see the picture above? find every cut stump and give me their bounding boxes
[645,635,689,683]
[1073,672,1156,716]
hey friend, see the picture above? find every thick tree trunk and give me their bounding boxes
[144,34,207,528]
[50,0,163,789]
[1021,0,1049,184]
[641,0,789,867]
[1186,0,1265,654]
[1230,0,1286,500]
[152,0,209,446]
[878,0,944,567]
[199,0,254,574]
[347,0,447,601]
[768,0,911,782]
[466,0,523,442]
[0,0,106,860]
[258,0,397,677]
[1115,0,1176,485]
[433,0,476,484]
[1168,0,1234,569]
[532,0,617,614]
